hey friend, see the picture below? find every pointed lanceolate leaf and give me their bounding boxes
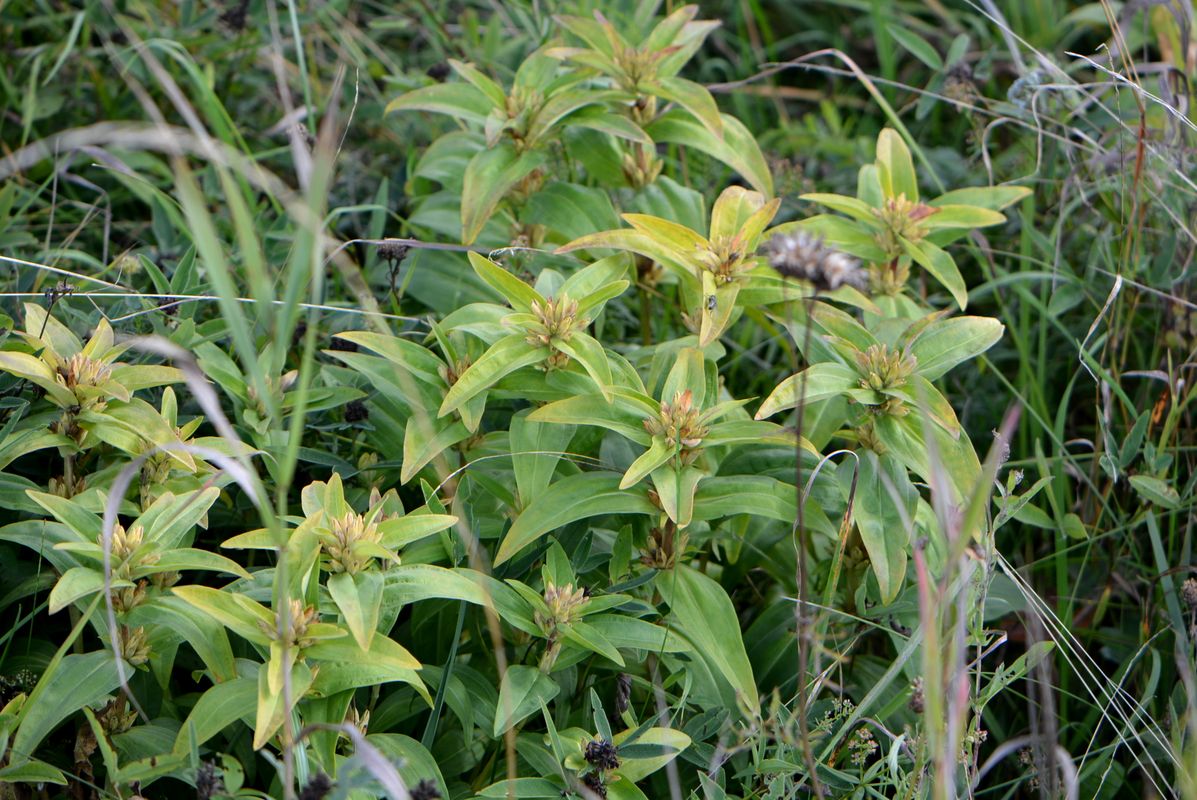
[646,111,772,197]
[439,334,546,417]
[646,76,723,138]
[494,665,560,736]
[875,128,918,201]
[755,362,861,419]
[327,571,384,651]
[656,564,758,714]
[553,333,612,400]
[385,82,495,124]
[620,438,675,490]
[461,144,547,245]
[468,251,543,312]
[848,451,917,604]
[902,237,968,310]
[497,472,656,565]
[908,316,1003,380]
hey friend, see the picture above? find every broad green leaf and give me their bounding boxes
[138,549,251,580]
[657,564,758,714]
[494,665,560,736]
[875,128,918,202]
[0,352,76,406]
[439,334,546,417]
[468,251,542,312]
[1129,475,1180,509]
[908,316,1003,380]
[511,410,576,507]
[919,204,1006,230]
[48,568,133,614]
[402,417,471,483]
[127,596,236,683]
[799,193,878,223]
[327,571,383,651]
[13,651,124,762]
[172,585,272,646]
[650,464,701,528]
[172,676,256,754]
[529,393,652,444]
[377,512,458,549]
[498,472,656,565]
[647,76,722,137]
[620,438,675,490]
[646,111,772,197]
[0,759,68,785]
[930,185,1031,211]
[849,452,917,603]
[902,237,968,310]
[887,375,962,437]
[368,734,449,798]
[886,25,943,69]
[385,82,494,125]
[254,660,314,749]
[461,145,547,245]
[755,362,861,419]
[613,726,690,781]
[554,332,613,400]
[447,59,507,109]
[559,620,624,666]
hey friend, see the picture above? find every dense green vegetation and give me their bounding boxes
[1,1,1194,798]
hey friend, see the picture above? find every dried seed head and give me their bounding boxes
[195,760,224,800]
[584,738,621,771]
[1182,578,1197,611]
[908,677,925,714]
[410,779,442,800]
[581,771,607,799]
[344,400,369,423]
[377,241,410,265]
[298,773,334,800]
[616,673,632,713]
[764,231,866,292]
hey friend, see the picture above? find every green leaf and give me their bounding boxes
[646,110,772,197]
[647,76,723,137]
[327,571,384,651]
[875,128,918,202]
[468,251,543,312]
[559,620,624,666]
[172,676,256,754]
[402,417,471,484]
[613,727,690,781]
[494,665,560,736]
[930,185,1031,211]
[650,464,702,528]
[385,82,495,125]
[657,564,758,714]
[920,204,1007,231]
[908,315,1003,380]
[498,472,657,565]
[554,332,613,400]
[48,568,131,615]
[171,586,273,646]
[886,25,943,70]
[439,334,546,417]
[0,759,68,785]
[755,363,861,419]
[799,193,878,223]
[902,237,968,310]
[13,651,124,762]
[461,144,547,245]
[447,59,508,109]
[511,410,576,507]
[850,452,917,604]
[1129,475,1180,510]
[620,438,675,490]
